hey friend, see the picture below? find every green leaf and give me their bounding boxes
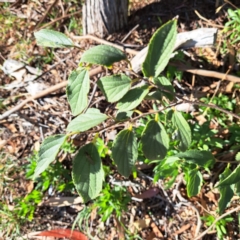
[97,74,131,102]
[145,90,162,100]
[80,45,127,67]
[67,108,107,132]
[153,76,175,101]
[72,143,104,202]
[174,150,215,167]
[34,29,74,48]
[232,36,240,44]
[141,120,169,160]
[172,110,191,151]
[217,164,240,187]
[186,169,203,197]
[33,134,66,179]
[142,20,177,77]
[218,167,234,214]
[165,156,179,165]
[117,85,149,111]
[112,129,138,177]
[66,69,90,116]
[115,111,133,121]
[235,152,240,161]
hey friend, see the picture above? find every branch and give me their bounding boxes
[34,0,59,30]
[86,101,182,135]
[2,32,240,120]
[177,64,240,83]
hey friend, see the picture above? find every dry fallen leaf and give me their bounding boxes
[195,114,207,125]
[150,221,164,238]
[3,123,17,133]
[26,180,34,193]
[132,218,151,231]
[134,187,160,199]
[205,191,218,206]
[115,216,125,240]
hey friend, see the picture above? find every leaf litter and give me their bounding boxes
[0,0,240,239]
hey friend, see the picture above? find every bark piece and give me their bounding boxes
[131,28,218,73]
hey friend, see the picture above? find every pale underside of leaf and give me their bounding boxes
[67,69,90,116]
[97,74,131,102]
[33,134,66,179]
[80,45,127,67]
[67,108,108,132]
[186,169,202,197]
[34,29,74,48]
[172,110,191,151]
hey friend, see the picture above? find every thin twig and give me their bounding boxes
[27,56,70,83]
[37,9,82,30]
[72,35,139,55]
[203,67,231,117]
[86,101,182,135]
[121,24,139,43]
[183,99,240,121]
[194,10,224,29]
[224,0,238,9]
[34,0,59,30]
[194,205,240,240]
[190,74,195,101]
[130,101,182,122]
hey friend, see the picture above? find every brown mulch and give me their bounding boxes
[1,0,240,239]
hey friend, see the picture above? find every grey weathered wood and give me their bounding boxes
[82,0,128,38]
[131,28,218,73]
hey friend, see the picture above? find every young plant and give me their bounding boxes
[33,19,240,218]
[93,184,131,222]
[201,214,233,240]
[33,21,180,202]
[223,8,240,45]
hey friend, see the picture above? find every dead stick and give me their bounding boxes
[72,35,139,55]
[34,0,59,30]
[37,9,82,30]
[177,65,240,83]
[0,66,103,120]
